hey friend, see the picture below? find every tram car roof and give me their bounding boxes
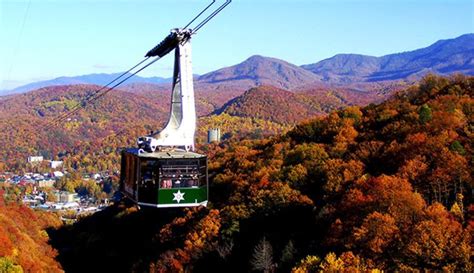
[123,148,206,159]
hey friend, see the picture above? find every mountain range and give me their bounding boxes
[302,33,474,83]
[2,73,170,96]
[2,34,472,96]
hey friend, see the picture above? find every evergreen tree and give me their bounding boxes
[418,104,432,124]
[251,237,274,273]
[281,240,296,264]
[450,141,466,155]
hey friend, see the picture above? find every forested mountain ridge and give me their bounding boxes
[214,84,392,124]
[214,86,321,124]
[302,33,474,83]
[41,75,473,272]
[198,55,322,90]
[2,73,170,96]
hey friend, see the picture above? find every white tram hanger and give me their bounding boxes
[137,29,196,152]
[137,1,232,153]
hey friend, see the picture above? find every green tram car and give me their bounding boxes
[120,148,208,208]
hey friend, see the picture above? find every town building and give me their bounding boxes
[28,156,44,163]
[53,171,64,178]
[55,191,79,203]
[36,179,55,188]
[50,161,63,169]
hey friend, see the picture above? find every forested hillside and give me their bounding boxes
[0,85,166,172]
[47,75,473,272]
[215,86,320,124]
[0,192,62,272]
[0,81,384,173]
[215,85,389,124]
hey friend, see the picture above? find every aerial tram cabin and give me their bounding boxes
[118,27,206,208]
[118,1,231,208]
[120,148,208,208]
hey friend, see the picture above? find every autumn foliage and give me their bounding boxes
[0,194,63,272]
[2,75,472,272]
[199,74,472,272]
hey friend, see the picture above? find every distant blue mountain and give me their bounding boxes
[301,34,474,83]
[3,34,473,95]
[1,73,171,96]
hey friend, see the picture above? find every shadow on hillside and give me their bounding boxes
[47,201,321,273]
[193,205,319,273]
[47,204,184,273]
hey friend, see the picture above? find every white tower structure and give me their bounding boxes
[135,1,232,153]
[137,29,196,152]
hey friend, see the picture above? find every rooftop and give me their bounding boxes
[124,148,206,159]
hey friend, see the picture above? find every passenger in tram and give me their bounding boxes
[186,179,198,188]
[161,179,172,189]
[173,178,182,188]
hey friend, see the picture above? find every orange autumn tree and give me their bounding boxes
[0,193,62,272]
[401,203,472,271]
[151,209,221,272]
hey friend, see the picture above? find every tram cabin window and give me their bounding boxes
[158,159,205,189]
[121,153,138,195]
[140,160,159,187]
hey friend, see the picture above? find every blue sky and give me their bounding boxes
[0,0,473,90]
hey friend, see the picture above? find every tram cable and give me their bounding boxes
[183,0,216,29]
[5,0,32,88]
[81,57,162,104]
[45,57,152,129]
[46,1,231,130]
[191,0,231,34]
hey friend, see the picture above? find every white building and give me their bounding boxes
[50,161,63,169]
[37,179,55,188]
[53,171,64,178]
[55,191,79,203]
